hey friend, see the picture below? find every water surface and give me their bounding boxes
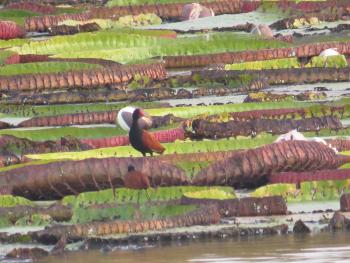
[40,232,350,263]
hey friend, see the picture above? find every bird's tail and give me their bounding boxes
[156,146,166,154]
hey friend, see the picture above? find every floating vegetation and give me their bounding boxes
[193,140,350,188]
[0,50,19,65]
[0,157,189,200]
[2,1,350,259]
[292,17,320,28]
[106,0,209,7]
[189,116,343,139]
[0,61,100,76]
[253,179,350,202]
[62,186,233,206]
[11,32,288,63]
[225,55,348,71]
[0,63,165,92]
[91,0,243,21]
[15,214,53,227]
[0,9,39,26]
[6,2,56,15]
[117,13,162,27]
[0,195,33,207]
[0,20,25,40]
[57,14,163,30]
[183,188,235,200]
[243,91,327,102]
[164,42,350,68]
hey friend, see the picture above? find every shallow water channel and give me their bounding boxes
[36,231,350,263]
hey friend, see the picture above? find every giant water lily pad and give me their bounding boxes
[0,61,100,76]
[0,195,33,207]
[23,126,350,161]
[62,186,234,206]
[70,204,197,224]
[277,19,350,37]
[11,31,289,63]
[252,180,350,202]
[15,214,53,227]
[145,11,287,32]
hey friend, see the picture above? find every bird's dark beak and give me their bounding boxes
[139,110,146,117]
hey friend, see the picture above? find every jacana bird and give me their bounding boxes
[124,165,151,190]
[124,165,151,204]
[129,108,165,157]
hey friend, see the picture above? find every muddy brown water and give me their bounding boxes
[37,232,350,263]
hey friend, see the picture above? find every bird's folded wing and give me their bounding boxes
[142,130,165,153]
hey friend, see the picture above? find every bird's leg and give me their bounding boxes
[153,186,160,206]
[145,189,151,204]
[137,190,141,206]
[112,185,116,202]
[294,181,301,198]
[134,191,142,220]
[51,235,67,255]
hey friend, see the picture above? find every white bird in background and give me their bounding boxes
[318,48,345,68]
[274,129,307,142]
[251,24,274,39]
[117,106,136,131]
[275,129,338,153]
[319,48,340,57]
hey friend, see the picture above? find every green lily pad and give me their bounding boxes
[0,195,33,207]
[0,61,100,76]
[15,213,53,226]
